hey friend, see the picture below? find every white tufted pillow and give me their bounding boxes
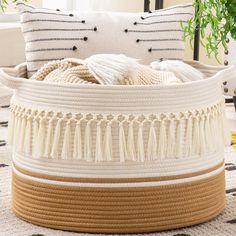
[17,1,193,77]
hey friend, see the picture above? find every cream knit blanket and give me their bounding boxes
[31,55,182,85]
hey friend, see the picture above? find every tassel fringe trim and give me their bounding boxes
[8,102,228,162]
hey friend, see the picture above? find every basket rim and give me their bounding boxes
[0,60,234,91]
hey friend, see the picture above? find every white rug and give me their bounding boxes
[1,105,236,236]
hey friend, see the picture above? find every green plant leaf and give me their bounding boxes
[183,0,236,63]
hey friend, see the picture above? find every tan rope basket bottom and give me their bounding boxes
[12,163,225,234]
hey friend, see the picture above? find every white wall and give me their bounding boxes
[74,0,150,12]
[43,0,152,12]
[225,37,236,66]
[0,0,42,67]
[0,25,25,66]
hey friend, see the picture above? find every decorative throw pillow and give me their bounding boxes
[17,1,193,77]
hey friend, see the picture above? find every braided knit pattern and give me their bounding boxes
[120,65,181,85]
[31,59,181,85]
[45,64,98,84]
[31,60,63,81]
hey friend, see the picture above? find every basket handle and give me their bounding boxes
[213,65,235,81]
[213,65,236,96]
[0,63,26,90]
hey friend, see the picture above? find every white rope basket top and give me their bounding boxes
[0,60,233,162]
[0,60,233,113]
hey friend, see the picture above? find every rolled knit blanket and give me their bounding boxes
[31,55,182,85]
[31,59,98,84]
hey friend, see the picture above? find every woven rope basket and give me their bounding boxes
[0,61,233,233]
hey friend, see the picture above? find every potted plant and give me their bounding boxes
[183,0,236,63]
[183,0,236,111]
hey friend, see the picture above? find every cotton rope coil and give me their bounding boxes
[0,59,235,233]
